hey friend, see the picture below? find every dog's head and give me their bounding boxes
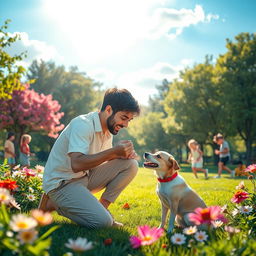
[143,151,180,177]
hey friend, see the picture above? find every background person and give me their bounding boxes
[20,134,32,167]
[4,132,16,168]
[234,160,247,177]
[187,139,208,179]
[40,88,140,229]
[213,133,235,178]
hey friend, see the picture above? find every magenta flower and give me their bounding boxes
[244,164,256,173]
[231,190,249,204]
[188,206,227,226]
[130,225,164,248]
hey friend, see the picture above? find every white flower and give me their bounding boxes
[171,233,186,245]
[238,205,253,214]
[6,231,14,237]
[31,209,53,226]
[35,165,44,173]
[236,181,245,190]
[17,229,38,244]
[10,214,37,232]
[65,237,93,252]
[0,188,13,204]
[225,226,240,234]
[37,173,43,179]
[12,171,22,178]
[194,231,208,242]
[183,226,197,235]
[213,220,224,228]
[232,208,239,216]
[27,194,36,201]
[13,164,21,170]
[28,187,34,193]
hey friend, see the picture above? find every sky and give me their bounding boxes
[0,0,255,105]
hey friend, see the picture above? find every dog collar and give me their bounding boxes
[157,172,178,183]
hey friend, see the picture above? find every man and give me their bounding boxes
[213,133,235,178]
[40,88,140,228]
[4,132,16,168]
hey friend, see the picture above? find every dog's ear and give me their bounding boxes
[168,157,180,170]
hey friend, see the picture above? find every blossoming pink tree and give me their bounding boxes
[0,83,64,146]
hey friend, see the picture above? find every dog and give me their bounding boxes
[144,151,206,233]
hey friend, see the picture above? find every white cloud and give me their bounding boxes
[148,5,219,39]
[4,32,59,67]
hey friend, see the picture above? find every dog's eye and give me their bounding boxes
[156,154,161,159]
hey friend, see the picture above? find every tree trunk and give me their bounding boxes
[245,138,253,165]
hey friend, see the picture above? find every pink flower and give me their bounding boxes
[244,164,256,173]
[188,206,227,226]
[130,225,164,248]
[22,168,36,177]
[231,190,249,204]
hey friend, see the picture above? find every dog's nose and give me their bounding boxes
[144,152,149,158]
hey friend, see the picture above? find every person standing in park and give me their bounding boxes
[40,88,140,229]
[20,134,32,167]
[187,139,208,179]
[4,132,16,168]
[213,133,235,178]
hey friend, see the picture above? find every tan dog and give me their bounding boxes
[144,151,206,233]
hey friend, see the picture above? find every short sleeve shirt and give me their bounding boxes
[220,140,230,158]
[43,112,113,193]
[4,140,15,158]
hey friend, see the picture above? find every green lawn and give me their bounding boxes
[46,165,254,255]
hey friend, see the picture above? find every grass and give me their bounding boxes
[45,164,253,255]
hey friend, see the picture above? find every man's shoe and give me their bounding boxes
[112,220,124,227]
[38,193,56,212]
[214,175,221,179]
[205,169,209,179]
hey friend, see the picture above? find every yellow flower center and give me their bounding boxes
[17,222,29,229]
[0,194,7,200]
[143,236,152,241]
[176,238,181,242]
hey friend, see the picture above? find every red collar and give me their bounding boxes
[157,172,178,183]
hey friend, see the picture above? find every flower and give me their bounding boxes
[122,203,130,209]
[238,205,253,214]
[0,188,13,204]
[244,164,256,173]
[194,231,208,242]
[183,226,197,235]
[103,238,112,245]
[221,204,228,213]
[0,179,18,191]
[232,209,239,216]
[13,164,21,170]
[28,187,34,193]
[17,229,38,244]
[12,171,22,178]
[65,237,93,252]
[188,206,227,226]
[35,165,44,173]
[31,209,53,226]
[22,167,37,177]
[213,220,224,228]
[171,233,186,245]
[10,214,37,231]
[27,194,36,201]
[231,191,249,204]
[236,181,245,190]
[9,198,21,210]
[130,225,164,248]
[225,226,240,234]
[161,243,168,248]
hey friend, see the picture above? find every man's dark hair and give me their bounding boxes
[7,132,15,140]
[100,88,140,115]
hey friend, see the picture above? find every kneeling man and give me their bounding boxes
[40,88,140,228]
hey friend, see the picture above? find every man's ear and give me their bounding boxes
[105,105,113,116]
[168,157,180,170]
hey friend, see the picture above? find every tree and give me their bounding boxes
[0,20,26,99]
[216,33,256,164]
[0,84,64,149]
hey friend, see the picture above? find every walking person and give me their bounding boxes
[19,134,32,167]
[4,132,16,169]
[213,133,235,178]
[39,88,140,229]
[187,139,208,179]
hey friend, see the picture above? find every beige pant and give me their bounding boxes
[48,159,138,228]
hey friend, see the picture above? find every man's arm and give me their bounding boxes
[69,141,134,173]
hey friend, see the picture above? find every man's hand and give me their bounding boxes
[215,149,220,155]
[114,140,134,159]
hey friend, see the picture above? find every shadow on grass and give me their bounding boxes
[41,221,144,256]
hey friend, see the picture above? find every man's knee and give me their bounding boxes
[127,159,138,177]
[86,212,113,229]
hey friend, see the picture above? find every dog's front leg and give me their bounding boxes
[167,199,179,233]
[159,203,169,230]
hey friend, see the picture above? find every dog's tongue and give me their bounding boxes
[144,162,158,167]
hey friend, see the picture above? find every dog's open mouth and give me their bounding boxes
[143,162,159,168]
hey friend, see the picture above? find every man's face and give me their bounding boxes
[107,111,135,135]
